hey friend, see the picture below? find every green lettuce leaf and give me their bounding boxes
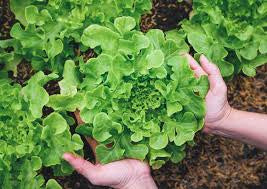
[21,71,58,118]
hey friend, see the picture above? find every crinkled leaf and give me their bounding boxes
[59,60,80,96]
[96,143,125,164]
[121,134,148,160]
[42,112,68,137]
[93,113,123,142]
[114,16,136,34]
[46,179,62,189]
[10,0,32,26]
[149,133,168,150]
[48,93,84,112]
[81,25,120,52]
[75,124,93,137]
[22,72,57,118]
[31,156,42,171]
[146,50,165,69]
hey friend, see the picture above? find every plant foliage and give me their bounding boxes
[48,17,209,169]
[0,77,83,189]
[0,0,152,74]
[1,0,266,188]
[181,0,267,77]
[0,1,153,187]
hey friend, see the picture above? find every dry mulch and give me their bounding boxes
[227,65,267,114]
[1,0,267,189]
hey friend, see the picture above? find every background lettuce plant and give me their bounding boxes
[0,0,152,74]
[181,0,267,77]
[48,16,209,169]
[0,76,83,189]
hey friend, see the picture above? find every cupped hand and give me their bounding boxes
[63,112,157,189]
[185,54,232,133]
[63,153,155,189]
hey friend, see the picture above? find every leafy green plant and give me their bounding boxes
[181,0,267,77]
[0,0,152,74]
[4,0,265,187]
[0,1,153,188]
[0,76,83,188]
[48,16,209,169]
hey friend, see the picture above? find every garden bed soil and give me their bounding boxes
[1,0,267,188]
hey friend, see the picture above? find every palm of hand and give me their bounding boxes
[63,152,151,188]
[92,159,151,188]
[204,84,229,131]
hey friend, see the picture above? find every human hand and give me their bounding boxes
[63,153,156,189]
[185,54,232,133]
[63,113,157,189]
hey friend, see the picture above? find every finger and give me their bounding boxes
[63,153,101,182]
[184,53,207,77]
[199,55,225,89]
[199,55,221,75]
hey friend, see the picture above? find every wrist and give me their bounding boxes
[205,104,234,134]
[119,174,157,189]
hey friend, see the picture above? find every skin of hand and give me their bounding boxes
[63,112,157,189]
[185,54,231,133]
[186,54,267,150]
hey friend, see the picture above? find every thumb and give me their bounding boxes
[63,153,102,184]
[199,55,225,90]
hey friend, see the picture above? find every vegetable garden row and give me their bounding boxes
[0,0,266,188]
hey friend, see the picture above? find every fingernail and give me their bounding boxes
[200,54,208,62]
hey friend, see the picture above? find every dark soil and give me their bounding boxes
[74,44,97,63]
[8,60,35,86]
[227,65,267,114]
[1,0,267,189]
[141,0,192,32]
[0,0,15,39]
